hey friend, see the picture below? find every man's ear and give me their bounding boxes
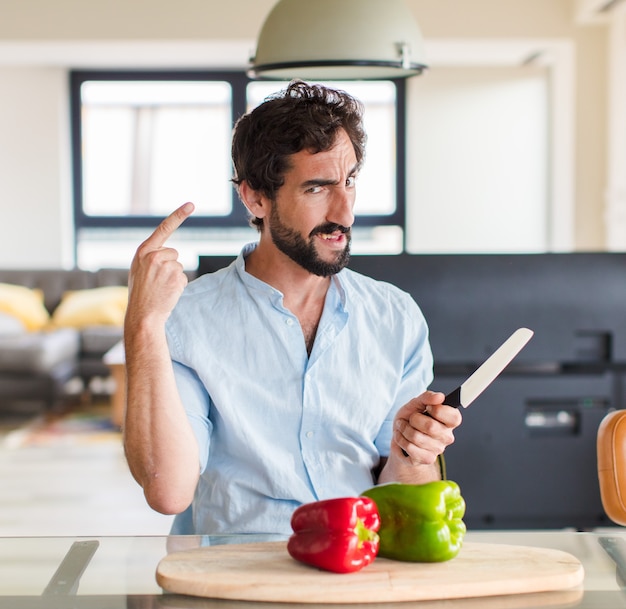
[239,181,269,220]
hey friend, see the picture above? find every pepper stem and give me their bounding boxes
[355,517,378,545]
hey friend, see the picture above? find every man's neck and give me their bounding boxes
[244,240,331,299]
[245,241,332,354]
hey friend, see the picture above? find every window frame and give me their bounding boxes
[70,69,407,235]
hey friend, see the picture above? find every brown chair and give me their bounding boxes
[598,409,626,526]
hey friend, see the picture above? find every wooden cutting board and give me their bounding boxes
[156,541,584,604]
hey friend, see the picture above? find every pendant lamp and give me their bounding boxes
[249,0,428,80]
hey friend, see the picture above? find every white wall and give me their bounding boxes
[407,66,549,253]
[0,67,73,267]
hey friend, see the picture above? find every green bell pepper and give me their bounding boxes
[361,480,466,562]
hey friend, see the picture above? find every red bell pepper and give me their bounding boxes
[287,497,381,573]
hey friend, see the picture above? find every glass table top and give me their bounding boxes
[2,530,626,608]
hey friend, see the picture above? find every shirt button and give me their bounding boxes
[306,431,314,438]
[286,318,294,326]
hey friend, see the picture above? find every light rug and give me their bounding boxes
[1,406,120,449]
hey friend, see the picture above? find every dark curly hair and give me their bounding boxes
[231,80,366,229]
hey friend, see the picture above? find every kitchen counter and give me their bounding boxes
[2,530,626,608]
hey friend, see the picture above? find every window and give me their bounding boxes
[80,80,233,219]
[70,71,406,269]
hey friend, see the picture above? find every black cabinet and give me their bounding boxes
[440,371,617,529]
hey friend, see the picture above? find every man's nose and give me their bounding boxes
[328,187,355,228]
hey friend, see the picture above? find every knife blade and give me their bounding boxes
[444,327,534,408]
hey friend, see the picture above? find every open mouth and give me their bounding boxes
[312,224,351,244]
[318,232,346,242]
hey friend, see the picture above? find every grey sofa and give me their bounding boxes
[0,268,130,413]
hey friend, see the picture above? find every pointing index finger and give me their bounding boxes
[144,202,195,250]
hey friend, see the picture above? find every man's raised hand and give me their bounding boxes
[126,202,195,328]
[140,202,195,252]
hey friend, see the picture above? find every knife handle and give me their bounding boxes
[401,388,462,457]
[443,387,462,409]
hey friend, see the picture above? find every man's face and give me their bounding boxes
[267,129,358,277]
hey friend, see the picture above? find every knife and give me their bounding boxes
[444,327,534,409]
[401,327,534,457]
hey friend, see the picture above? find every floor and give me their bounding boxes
[0,397,174,537]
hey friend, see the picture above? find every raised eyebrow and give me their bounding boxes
[302,178,337,188]
[301,165,360,189]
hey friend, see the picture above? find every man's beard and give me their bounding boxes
[267,204,351,277]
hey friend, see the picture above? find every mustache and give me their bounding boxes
[309,223,351,238]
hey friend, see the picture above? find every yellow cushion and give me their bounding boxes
[0,283,50,331]
[51,286,128,329]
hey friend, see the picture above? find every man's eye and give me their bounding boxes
[306,185,323,194]
[346,176,356,188]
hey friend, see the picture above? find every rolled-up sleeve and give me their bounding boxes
[171,360,213,472]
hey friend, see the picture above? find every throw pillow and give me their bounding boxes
[0,283,50,331]
[51,286,129,328]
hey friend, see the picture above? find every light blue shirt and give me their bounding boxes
[166,243,433,535]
